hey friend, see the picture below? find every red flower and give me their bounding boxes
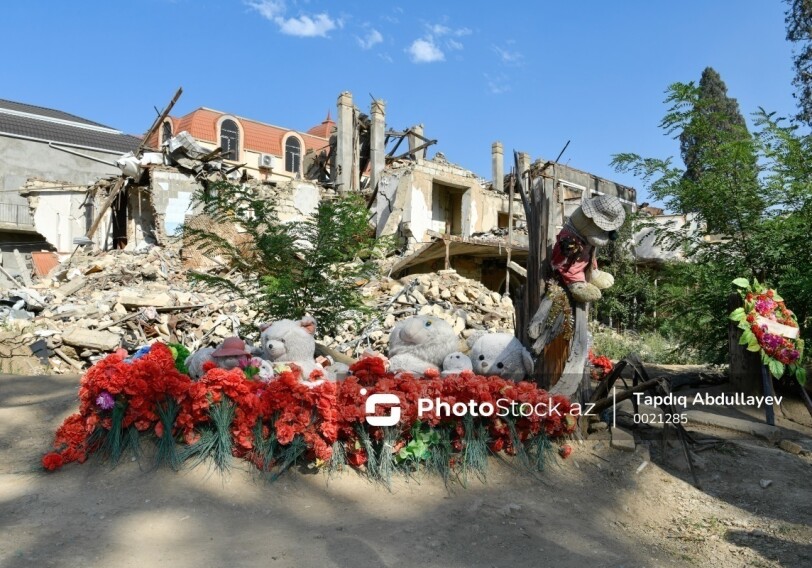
[42,452,64,471]
[558,444,573,459]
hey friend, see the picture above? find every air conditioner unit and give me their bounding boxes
[258,153,278,169]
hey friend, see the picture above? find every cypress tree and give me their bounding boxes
[785,0,812,126]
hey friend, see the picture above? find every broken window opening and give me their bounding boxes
[161,121,173,146]
[111,187,128,250]
[285,136,301,174]
[220,119,240,161]
[431,182,465,236]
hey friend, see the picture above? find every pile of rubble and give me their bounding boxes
[1,245,516,373]
[0,244,255,374]
[325,270,515,357]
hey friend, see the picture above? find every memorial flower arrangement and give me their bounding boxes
[729,278,806,385]
[42,343,578,484]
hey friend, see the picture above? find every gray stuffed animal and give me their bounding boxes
[259,316,327,381]
[469,333,534,381]
[185,347,215,381]
[441,351,473,377]
[388,315,459,374]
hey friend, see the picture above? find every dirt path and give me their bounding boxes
[1,374,810,568]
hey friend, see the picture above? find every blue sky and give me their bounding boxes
[0,1,799,207]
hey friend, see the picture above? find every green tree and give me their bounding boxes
[785,0,812,126]
[613,67,812,364]
[182,181,390,337]
[594,212,658,333]
[679,67,758,190]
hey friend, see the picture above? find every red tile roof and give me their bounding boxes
[147,108,330,157]
[31,251,59,277]
[306,111,335,139]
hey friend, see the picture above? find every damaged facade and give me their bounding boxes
[0,98,140,253]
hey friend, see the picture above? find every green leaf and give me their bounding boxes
[746,339,761,352]
[796,367,807,387]
[739,328,755,346]
[732,278,750,289]
[729,307,745,321]
[768,358,785,379]
[772,292,783,302]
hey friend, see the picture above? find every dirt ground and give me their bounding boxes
[1,373,810,568]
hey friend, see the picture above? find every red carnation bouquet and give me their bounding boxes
[42,344,578,484]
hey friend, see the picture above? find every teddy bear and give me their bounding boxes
[259,316,327,382]
[550,195,626,303]
[441,351,473,377]
[469,332,534,381]
[185,347,215,381]
[387,315,459,375]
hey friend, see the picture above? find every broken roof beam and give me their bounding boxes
[388,139,437,162]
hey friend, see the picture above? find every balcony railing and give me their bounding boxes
[0,202,35,227]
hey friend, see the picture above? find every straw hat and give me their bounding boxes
[581,195,626,231]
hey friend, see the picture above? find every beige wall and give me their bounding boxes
[375,157,513,250]
[191,140,305,185]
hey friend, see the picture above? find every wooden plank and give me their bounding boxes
[0,263,19,287]
[507,261,526,278]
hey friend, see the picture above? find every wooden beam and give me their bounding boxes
[85,177,125,241]
[507,260,526,278]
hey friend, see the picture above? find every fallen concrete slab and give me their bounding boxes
[684,410,781,443]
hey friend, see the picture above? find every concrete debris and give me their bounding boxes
[0,243,251,373]
[327,270,515,356]
[777,439,802,455]
[0,237,517,374]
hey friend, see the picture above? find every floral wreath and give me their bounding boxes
[729,278,806,385]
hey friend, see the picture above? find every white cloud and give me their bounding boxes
[247,0,339,38]
[485,73,510,95]
[277,13,338,37]
[357,28,383,49]
[493,44,524,65]
[427,23,471,37]
[446,38,463,51]
[407,38,445,63]
[248,0,284,19]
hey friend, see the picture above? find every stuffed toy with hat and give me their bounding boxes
[441,351,473,377]
[468,332,534,381]
[210,337,252,370]
[259,316,327,382]
[387,315,460,374]
[551,195,626,303]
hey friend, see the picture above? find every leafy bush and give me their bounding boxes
[590,325,702,365]
[181,181,392,337]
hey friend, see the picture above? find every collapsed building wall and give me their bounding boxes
[374,155,509,250]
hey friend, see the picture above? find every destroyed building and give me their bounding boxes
[0,98,141,254]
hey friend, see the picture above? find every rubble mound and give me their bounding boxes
[2,245,515,372]
[1,244,257,373]
[323,269,515,357]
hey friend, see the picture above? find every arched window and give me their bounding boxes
[285,136,301,173]
[220,119,240,160]
[161,121,173,145]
